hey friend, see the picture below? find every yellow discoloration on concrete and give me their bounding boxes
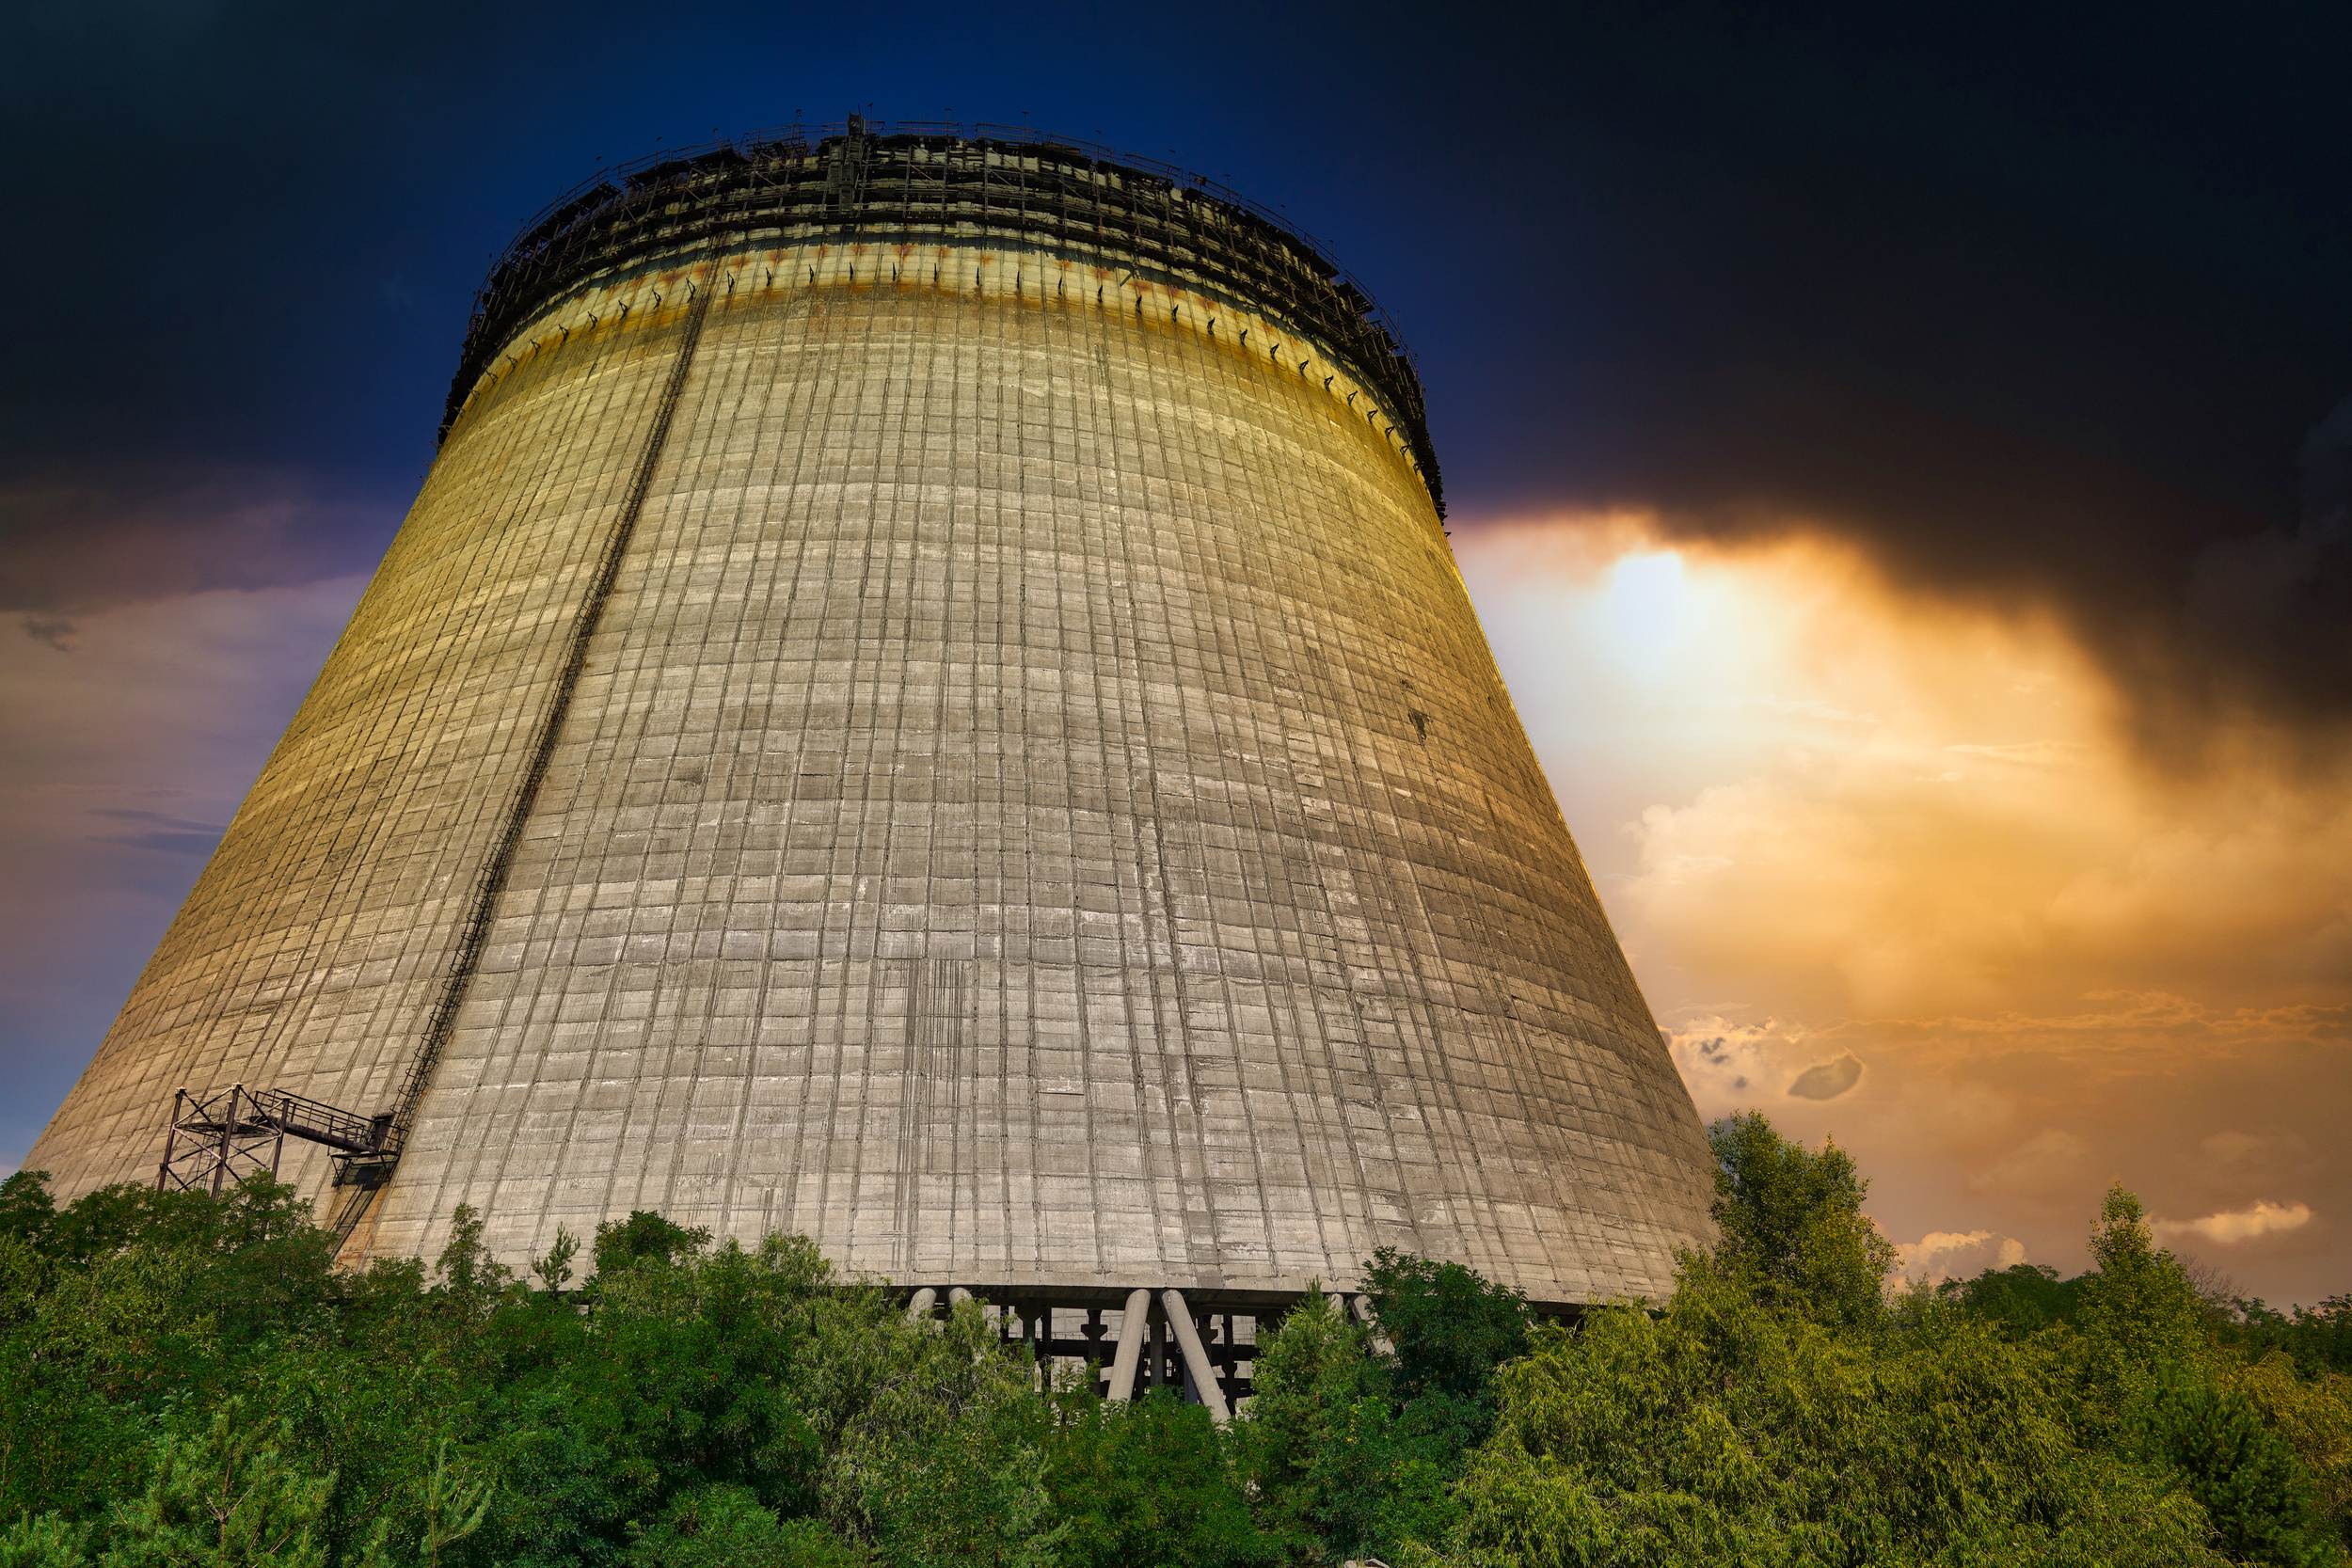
[28,230,1713,1307]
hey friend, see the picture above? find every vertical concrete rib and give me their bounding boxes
[329,284,718,1244]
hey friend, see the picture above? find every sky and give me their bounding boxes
[3,1,2346,1304]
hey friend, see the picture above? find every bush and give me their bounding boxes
[1043,1387,1267,1568]
[3,1123,2345,1568]
[1446,1249,2222,1566]
[2124,1369,2336,1568]
[1939,1261,2085,1338]
[1706,1110,1896,1328]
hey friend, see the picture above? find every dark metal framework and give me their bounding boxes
[156,1084,394,1197]
[448,116,1442,515]
[919,1285,1488,1418]
[923,1288,1284,1416]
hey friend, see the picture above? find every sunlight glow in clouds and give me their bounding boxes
[2155,1200,2316,1246]
[1896,1229,2028,1289]
[1457,515,2352,1302]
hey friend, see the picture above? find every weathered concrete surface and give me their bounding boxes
[26,234,1716,1305]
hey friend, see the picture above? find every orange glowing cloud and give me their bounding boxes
[1458,514,2352,1304]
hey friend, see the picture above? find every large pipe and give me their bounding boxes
[1105,1288,1152,1402]
[902,1287,937,1326]
[1161,1289,1231,1425]
[1349,1292,1397,1358]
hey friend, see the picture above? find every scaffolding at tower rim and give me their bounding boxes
[446,116,1444,515]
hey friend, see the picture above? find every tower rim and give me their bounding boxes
[447,116,1442,515]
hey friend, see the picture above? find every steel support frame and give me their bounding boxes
[898,1284,1402,1421]
[156,1084,290,1196]
[155,1083,394,1198]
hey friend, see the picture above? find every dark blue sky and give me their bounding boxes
[5,0,2348,732]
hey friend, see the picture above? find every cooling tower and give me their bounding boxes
[26,120,1716,1309]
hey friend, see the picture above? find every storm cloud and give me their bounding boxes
[2,4,2345,752]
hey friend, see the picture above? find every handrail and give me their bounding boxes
[443,117,1442,515]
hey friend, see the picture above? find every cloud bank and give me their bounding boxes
[1896,1229,2027,1289]
[2156,1201,2315,1247]
[1460,517,2352,1303]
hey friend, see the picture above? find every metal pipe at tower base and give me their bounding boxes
[1106,1288,1152,1402]
[1162,1289,1231,1425]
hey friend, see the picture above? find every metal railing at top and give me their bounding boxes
[478,118,1418,378]
[169,1085,389,1156]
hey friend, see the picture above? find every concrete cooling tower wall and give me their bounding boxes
[26,121,1716,1311]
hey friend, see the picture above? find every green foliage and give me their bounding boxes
[1363,1248,1532,1418]
[593,1214,712,1277]
[532,1228,581,1296]
[0,1512,88,1568]
[1938,1261,2085,1338]
[811,1292,1066,1568]
[103,1402,337,1568]
[2123,1368,2336,1567]
[4,1120,2346,1568]
[0,1172,57,1251]
[621,1486,866,1567]
[2220,1353,2352,1546]
[1233,1263,1532,1565]
[1705,1110,1897,1327]
[2076,1185,2209,1390]
[1232,1285,1384,1558]
[1041,1388,1266,1568]
[1449,1246,2230,1566]
[2231,1294,2352,1383]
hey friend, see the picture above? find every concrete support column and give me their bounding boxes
[1105,1287,1152,1402]
[1161,1289,1231,1425]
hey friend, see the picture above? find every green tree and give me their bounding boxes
[101,1403,335,1568]
[620,1485,865,1567]
[592,1214,711,1278]
[1362,1249,1531,1419]
[814,1293,1065,1568]
[1233,1286,1386,1560]
[1705,1111,1896,1327]
[1941,1260,2085,1338]
[1041,1387,1266,1568]
[2124,1368,2335,1568]
[1437,1118,2240,1567]
[0,1512,88,1568]
[0,1172,57,1252]
[2078,1186,2205,1366]
[1235,1278,1490,1565]
[1445,1238,2222,1565]
[2229,1294,2352,1384]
